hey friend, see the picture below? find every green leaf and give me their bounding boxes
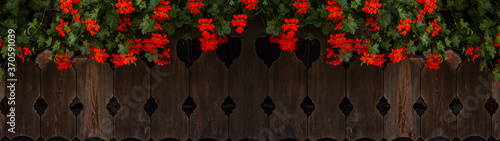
[208,4,219,16]
[387,28,401,39]
[148,0,161,10]
[337,0,348,9]
[379,10,392,29]
[278,4,289,16]
[368,44,380,54]
[436,41,445,52]
[420,34,430,46]
[145,52,159,62]
[80,40,91,55]
[480,59,486,71]
[37,36,45,47]
[452,35,460,47]
[105,41,116,51]
[68,33,77,47]
[339,52,352,62]
[303,32,315,40]
[45,37,52,47]
[407,40,417,55]
[117,43,129,54]
[445,37,452,47]
[381,40,392,51]
[52,40,61,51]
[181,31,194,40]
[215,20,231,36]
[105,13,118,28]
[140,16,155,34]
[165,23,176,35]
[266,20,280,36]
[479,19,493,31]
[343,15,358,35]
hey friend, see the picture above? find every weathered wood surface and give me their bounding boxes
[493,74,500,140]
[151,39,189,141]
[40,61,77,140]
[5,60,41,139]
[268,51,307,140]
[420,50,460,140]
[307,38,346,140]
[113,60,150,140]
[190,51,228,141]
[228,20,269,141]
[456,62,492,139]
[346,60,384,141]
[73,57,114,140]
[383,56,424,140]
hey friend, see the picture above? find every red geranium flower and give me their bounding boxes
[115,0,135,14]
[55,53,73,70]
[325,0,345,21]
[293,0,310,14]
[242,0,258,10]
[84,19,100,36]
[397,19,414,36]
[425,53,441,70]
[388,48,407,63]
[56,19,71,37]
[231,14,248,34]
[362,0,382,14]
[154,48,172,66]
[360,52,386,68]
[426,19,441,37]
[366,15,380,32]
[152,0,172,21]
[326,49,343,66]
[111,52,137,68]
[187,0,204,14]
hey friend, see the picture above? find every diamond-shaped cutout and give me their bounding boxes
[221,96,236,117]
[485,96,498,116]
[261,96,276,117]
[144,97,158,117]
[70,96,84,116]
[106,97,120,117]
[300,96,315,117]
[339,97,353,117]
[413,97,427,116]
[34,97,48,116]
[376,97,390,117]
[182,96,197,117]
[449,97,463,116]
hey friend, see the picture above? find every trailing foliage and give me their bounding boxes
[1,0,500,85]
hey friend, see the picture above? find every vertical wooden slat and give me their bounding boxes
[5,59,40,139]
[493,75,500,140]
[457,62,492,139]
[151,39,189,140]
[384,57,424,140]
[113,60,150,140]
[268,51,307,140]
[190,51,228,141]
[40,61,77,140]
[420,50,460,140]
[74,57,114,140]
[346,60,384,140]
[228,19,268,141]
[307,38,346,140]
[0,71,4,137]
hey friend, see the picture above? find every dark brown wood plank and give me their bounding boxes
[73,57,114,140]
[346,60,384,140]
[228,19,268,141]
[420,50,461,140]
[383,56,424,140]
[113,60,150,141]
[40,61,77,140]
[268,51,307,140]
[493,75,500,140]
[307,38,346,141]
[151,39,189,141]
[190,51,228,141]
[0,65,4,137]
[457,61,492,139]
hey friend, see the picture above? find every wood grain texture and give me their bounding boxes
[5,60,40,139]
[493,73,500,140]
[74,57,114,140]
[346,60,384,141]
[113,60,150,140]
[307,38,346,141]
[420,52,459,140]
[456,62,492,139]
[228,19,269,141]
[268,51,307,140]
[190,51,228,141]
[383,56,424,140]
[40,61,77,140]
[151,39,189,141]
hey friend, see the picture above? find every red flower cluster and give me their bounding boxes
[427,19,441,37]
[56,19,70,37]
[466,47,479,62]
[154,48,172,66]
[360,52,386,68]
[126,33,170,54]
[270,18,299,52]
[325,49,343,66]
[152,0,172,21]
[187,0,204,14]
[397,19,414,36]
[0,38,3,47]
[198,18,227,52]
[494,33,499,48]
[17,47,31,63]
[293,0,310,14]
[111,52,137,68]
[425,53,441,70]
[327,33,370,54]
[242,0,258,10]
[335,23,342,30]
[89,48,109,63]
[388,48,407,63]
[362,0,382,14]
[84,19,100,36]
[325,0,345,21]
[60,0,80,15]
[55,53,73,70]
[231,14,248,34]
[117,15,131,31]
[366,16,380,31]
[417,0,437,15]
[116,0,135,14]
